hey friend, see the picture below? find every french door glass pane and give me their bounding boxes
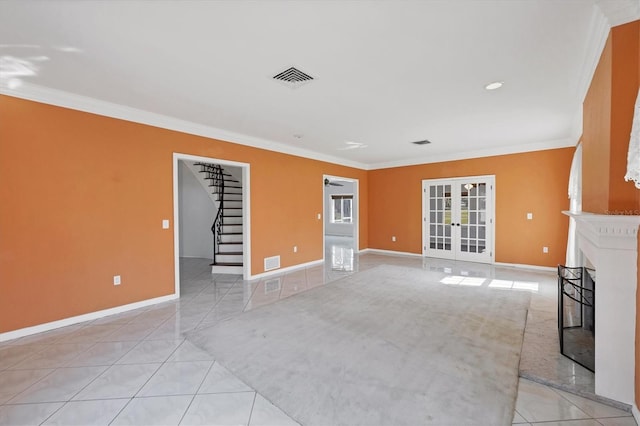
[428,184,452,252]
[460,182,487,254]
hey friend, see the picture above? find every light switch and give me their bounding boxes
[526,213,533,220]
[317,213,321,220]
[162,219,170,229]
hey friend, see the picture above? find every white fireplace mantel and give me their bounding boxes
[563,211,640,405]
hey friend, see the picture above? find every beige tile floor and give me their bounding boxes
[0,236,635,425]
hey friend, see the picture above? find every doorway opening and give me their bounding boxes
[173,153,251,296]
[323,175,359,272]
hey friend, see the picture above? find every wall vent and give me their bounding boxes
[264,255,281,271]
[273,67,314,89]
[412,140,431,145]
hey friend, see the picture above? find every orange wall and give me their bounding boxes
[583,21,640,214]
[0,95,368,333]
[582,35,612,213]
[368,148,574,267]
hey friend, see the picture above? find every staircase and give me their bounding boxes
[194,163,244,274]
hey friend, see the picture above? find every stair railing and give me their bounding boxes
[195,163,225,265]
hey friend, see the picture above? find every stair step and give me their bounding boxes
[213,262,243,267]
[222,217,242,225]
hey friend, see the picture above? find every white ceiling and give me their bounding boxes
[1,1,638,169]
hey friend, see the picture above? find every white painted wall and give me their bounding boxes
[179,161,215,258]
[324,181,356,237]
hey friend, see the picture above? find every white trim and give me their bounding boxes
[576,4,611,104]
[243,165,252,277]
[595,0,640,28]
[493,262,556,272]
[173,156,181,298]
[632,403,640,424]
[0,85,368,170]
[361,248,422,258]
[2,86,584,171]
[563,211,640,252]
[0,294,177,343]
[173,153,251,284]
[369,139,574,170]
[249,259,324,280]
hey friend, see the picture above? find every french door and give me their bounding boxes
[422,176,494,263]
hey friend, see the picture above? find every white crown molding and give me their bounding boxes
[1,84,585,171]
[575,4,611,104]
[0,83,369,170]
[596,0,640,28]
[368,138,575,170]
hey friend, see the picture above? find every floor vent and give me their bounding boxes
[264,255,281,271]
[273,67,314,89]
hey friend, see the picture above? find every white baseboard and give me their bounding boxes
[359,248,422,258]
[249,259,324,280]
[360,251,557,272]
[633,403,640,423]
[494,262,556,272]
[0,293,178,343]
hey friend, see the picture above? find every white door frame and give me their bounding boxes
[422,175,495,264]
[322,174,359,255]
[173,153,251,296]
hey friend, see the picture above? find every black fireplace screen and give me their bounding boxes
[557,265,595,372]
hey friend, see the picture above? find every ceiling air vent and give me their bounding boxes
[412,140,432,145]
[273,66,314,89]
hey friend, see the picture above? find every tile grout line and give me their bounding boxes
[176,359,217,425]
[246,391,258,426]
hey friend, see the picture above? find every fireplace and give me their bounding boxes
[558,265,595,372]
[563,211,640,405]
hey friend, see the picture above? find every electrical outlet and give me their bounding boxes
[162,219,170,229]
[527,213,533,220]
[293,246,298,253]
[392,236,396,242]
[113,275,121,286]
[317,213,321,220]
[543,247,549,253]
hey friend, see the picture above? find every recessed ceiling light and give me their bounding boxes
[484,81,504,90]
[411,140,431,145]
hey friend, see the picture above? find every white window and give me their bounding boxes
[331,195,353,223]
